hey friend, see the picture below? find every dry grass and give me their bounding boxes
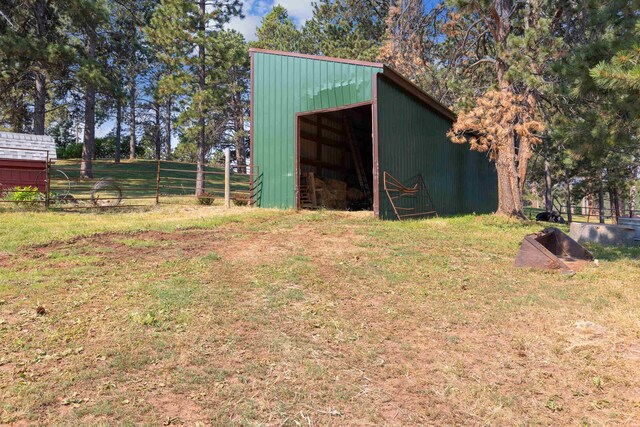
[0,206,639,425]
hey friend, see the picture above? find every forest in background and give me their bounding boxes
[1,0,638,217]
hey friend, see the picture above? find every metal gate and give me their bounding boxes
[0,147,260,210]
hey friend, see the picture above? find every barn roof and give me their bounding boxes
[0,131,57,162]
[248,48,456,121]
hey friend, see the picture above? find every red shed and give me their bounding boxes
[0,131,57,194]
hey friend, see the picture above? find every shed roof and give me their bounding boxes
[0,131,57,162]
[248,48,456,121]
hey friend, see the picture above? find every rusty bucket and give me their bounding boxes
[515,227,594,273]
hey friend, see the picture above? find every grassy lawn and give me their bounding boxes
[0,206,639,425]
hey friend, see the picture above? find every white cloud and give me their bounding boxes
[226,13,263,41]
[225,0,315,42]
[275,0,315,25]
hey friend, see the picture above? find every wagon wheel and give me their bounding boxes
[35,169,71,199]
[91,178,123,207]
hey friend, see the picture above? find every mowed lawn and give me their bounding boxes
[0,206,639,426]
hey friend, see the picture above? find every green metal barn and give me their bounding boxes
[249,48,498,220]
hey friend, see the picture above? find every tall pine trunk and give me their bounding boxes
[530,182,539,208]
[129,84,136,160]
[494,135,523,217]
[544,158,553,212]
[491,2,526,218]
[115,97,122,163]
[75,110,79,144]
[630,164,638,217]
[234,92,246,174]
[610,188,620,222]
[33,0,47,135]
[565,175,572,223]
[155,103,161,160]
[165,98,172,160]
[80,31,96,179]
[598,172,605,224]
[195,0,206,196]
[34,73,46,135]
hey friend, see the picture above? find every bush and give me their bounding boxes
[232,191,249,206]
[56,138,145,160]
[4,186,43,208]
[197,192,215,206]
[57,143,84,159]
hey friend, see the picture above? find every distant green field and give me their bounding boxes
[48,159,252,203]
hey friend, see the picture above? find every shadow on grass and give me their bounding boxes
[586,243,640,261]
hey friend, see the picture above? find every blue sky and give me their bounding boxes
[226,0,316,41]
[226,0,442,42]
[97,1,314,139]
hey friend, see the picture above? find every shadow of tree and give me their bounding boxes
[586,243,640,262]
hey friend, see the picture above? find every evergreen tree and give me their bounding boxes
[223,31,250,172]
[0,0,77,134]
[147,0,241,195]
[443,0,567,217]
[76,1,110,178]
[253,5,313,53]
[303,0,390,61]
[554,0,639,218]
[591,21,640,94]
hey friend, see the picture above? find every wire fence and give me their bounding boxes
[0,148,259,210]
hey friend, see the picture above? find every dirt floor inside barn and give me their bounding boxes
[1,206,639,425]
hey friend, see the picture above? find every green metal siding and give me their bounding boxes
[376,76,498,219]
[252,52,382,208]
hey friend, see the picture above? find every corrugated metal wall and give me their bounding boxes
[376,76,498,219]
[252,52,381,208]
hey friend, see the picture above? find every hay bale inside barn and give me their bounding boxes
[249,48,498,219]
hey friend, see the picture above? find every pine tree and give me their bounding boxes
[253,6,312,53]
[443,0,566,217]
[590,22,640,93]
[147,0,241,195]
[554,0,639,218]
[75,1,110,178]
[0,0,76,134]
[303,0,390,61]
[223,31,250,172]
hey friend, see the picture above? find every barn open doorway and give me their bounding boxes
[295,103,374,211]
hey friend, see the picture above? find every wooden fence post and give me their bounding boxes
[224,147,230,208]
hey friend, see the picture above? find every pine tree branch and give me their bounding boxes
[466,58,496,70]
[0,9,15,29]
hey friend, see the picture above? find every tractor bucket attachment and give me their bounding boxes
[515,227,594,273]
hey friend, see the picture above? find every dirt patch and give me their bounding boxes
[11,224,365,271]
[146,394,205,425]
[0,252,11,268]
